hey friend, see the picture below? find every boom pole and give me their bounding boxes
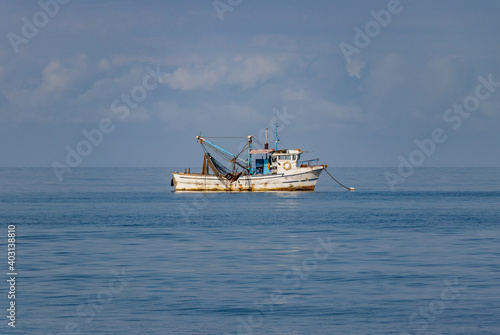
[196,136,248,168]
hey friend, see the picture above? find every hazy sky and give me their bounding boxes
[1,0,499,168]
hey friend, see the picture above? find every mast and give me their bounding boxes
[265,128,268,149]
[247,135,253,174]
[274,119,280,150]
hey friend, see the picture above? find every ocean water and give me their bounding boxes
[1,167,499,335]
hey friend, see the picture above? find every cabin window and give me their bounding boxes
[284,155,291,160]
[292,155,296,160]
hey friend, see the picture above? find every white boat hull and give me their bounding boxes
[172,166,325,192]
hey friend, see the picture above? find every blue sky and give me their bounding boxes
[0,0,499,167]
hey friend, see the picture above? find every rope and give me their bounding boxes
[324,168,354,191]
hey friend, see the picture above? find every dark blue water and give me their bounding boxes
[1,167,499,335]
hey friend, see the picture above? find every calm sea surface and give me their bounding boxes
[1,167,499,335]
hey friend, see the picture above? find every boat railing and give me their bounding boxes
[299,158,320,167]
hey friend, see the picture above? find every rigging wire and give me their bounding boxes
[200,141,248,171]
[253,137,265,149]
[234,144,249,160]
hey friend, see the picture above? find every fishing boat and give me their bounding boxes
[171,122,332,192]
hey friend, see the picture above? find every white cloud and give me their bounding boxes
[0,54,92,122]
[227,55,282,88]
[162,64,223,90]
[77,63,156,113]
[282,87,307,101]
[98,58,111,72]
[160,55,286,91]
[40,53,89,93]
[346,58,366,79]
[128,106,151,122]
